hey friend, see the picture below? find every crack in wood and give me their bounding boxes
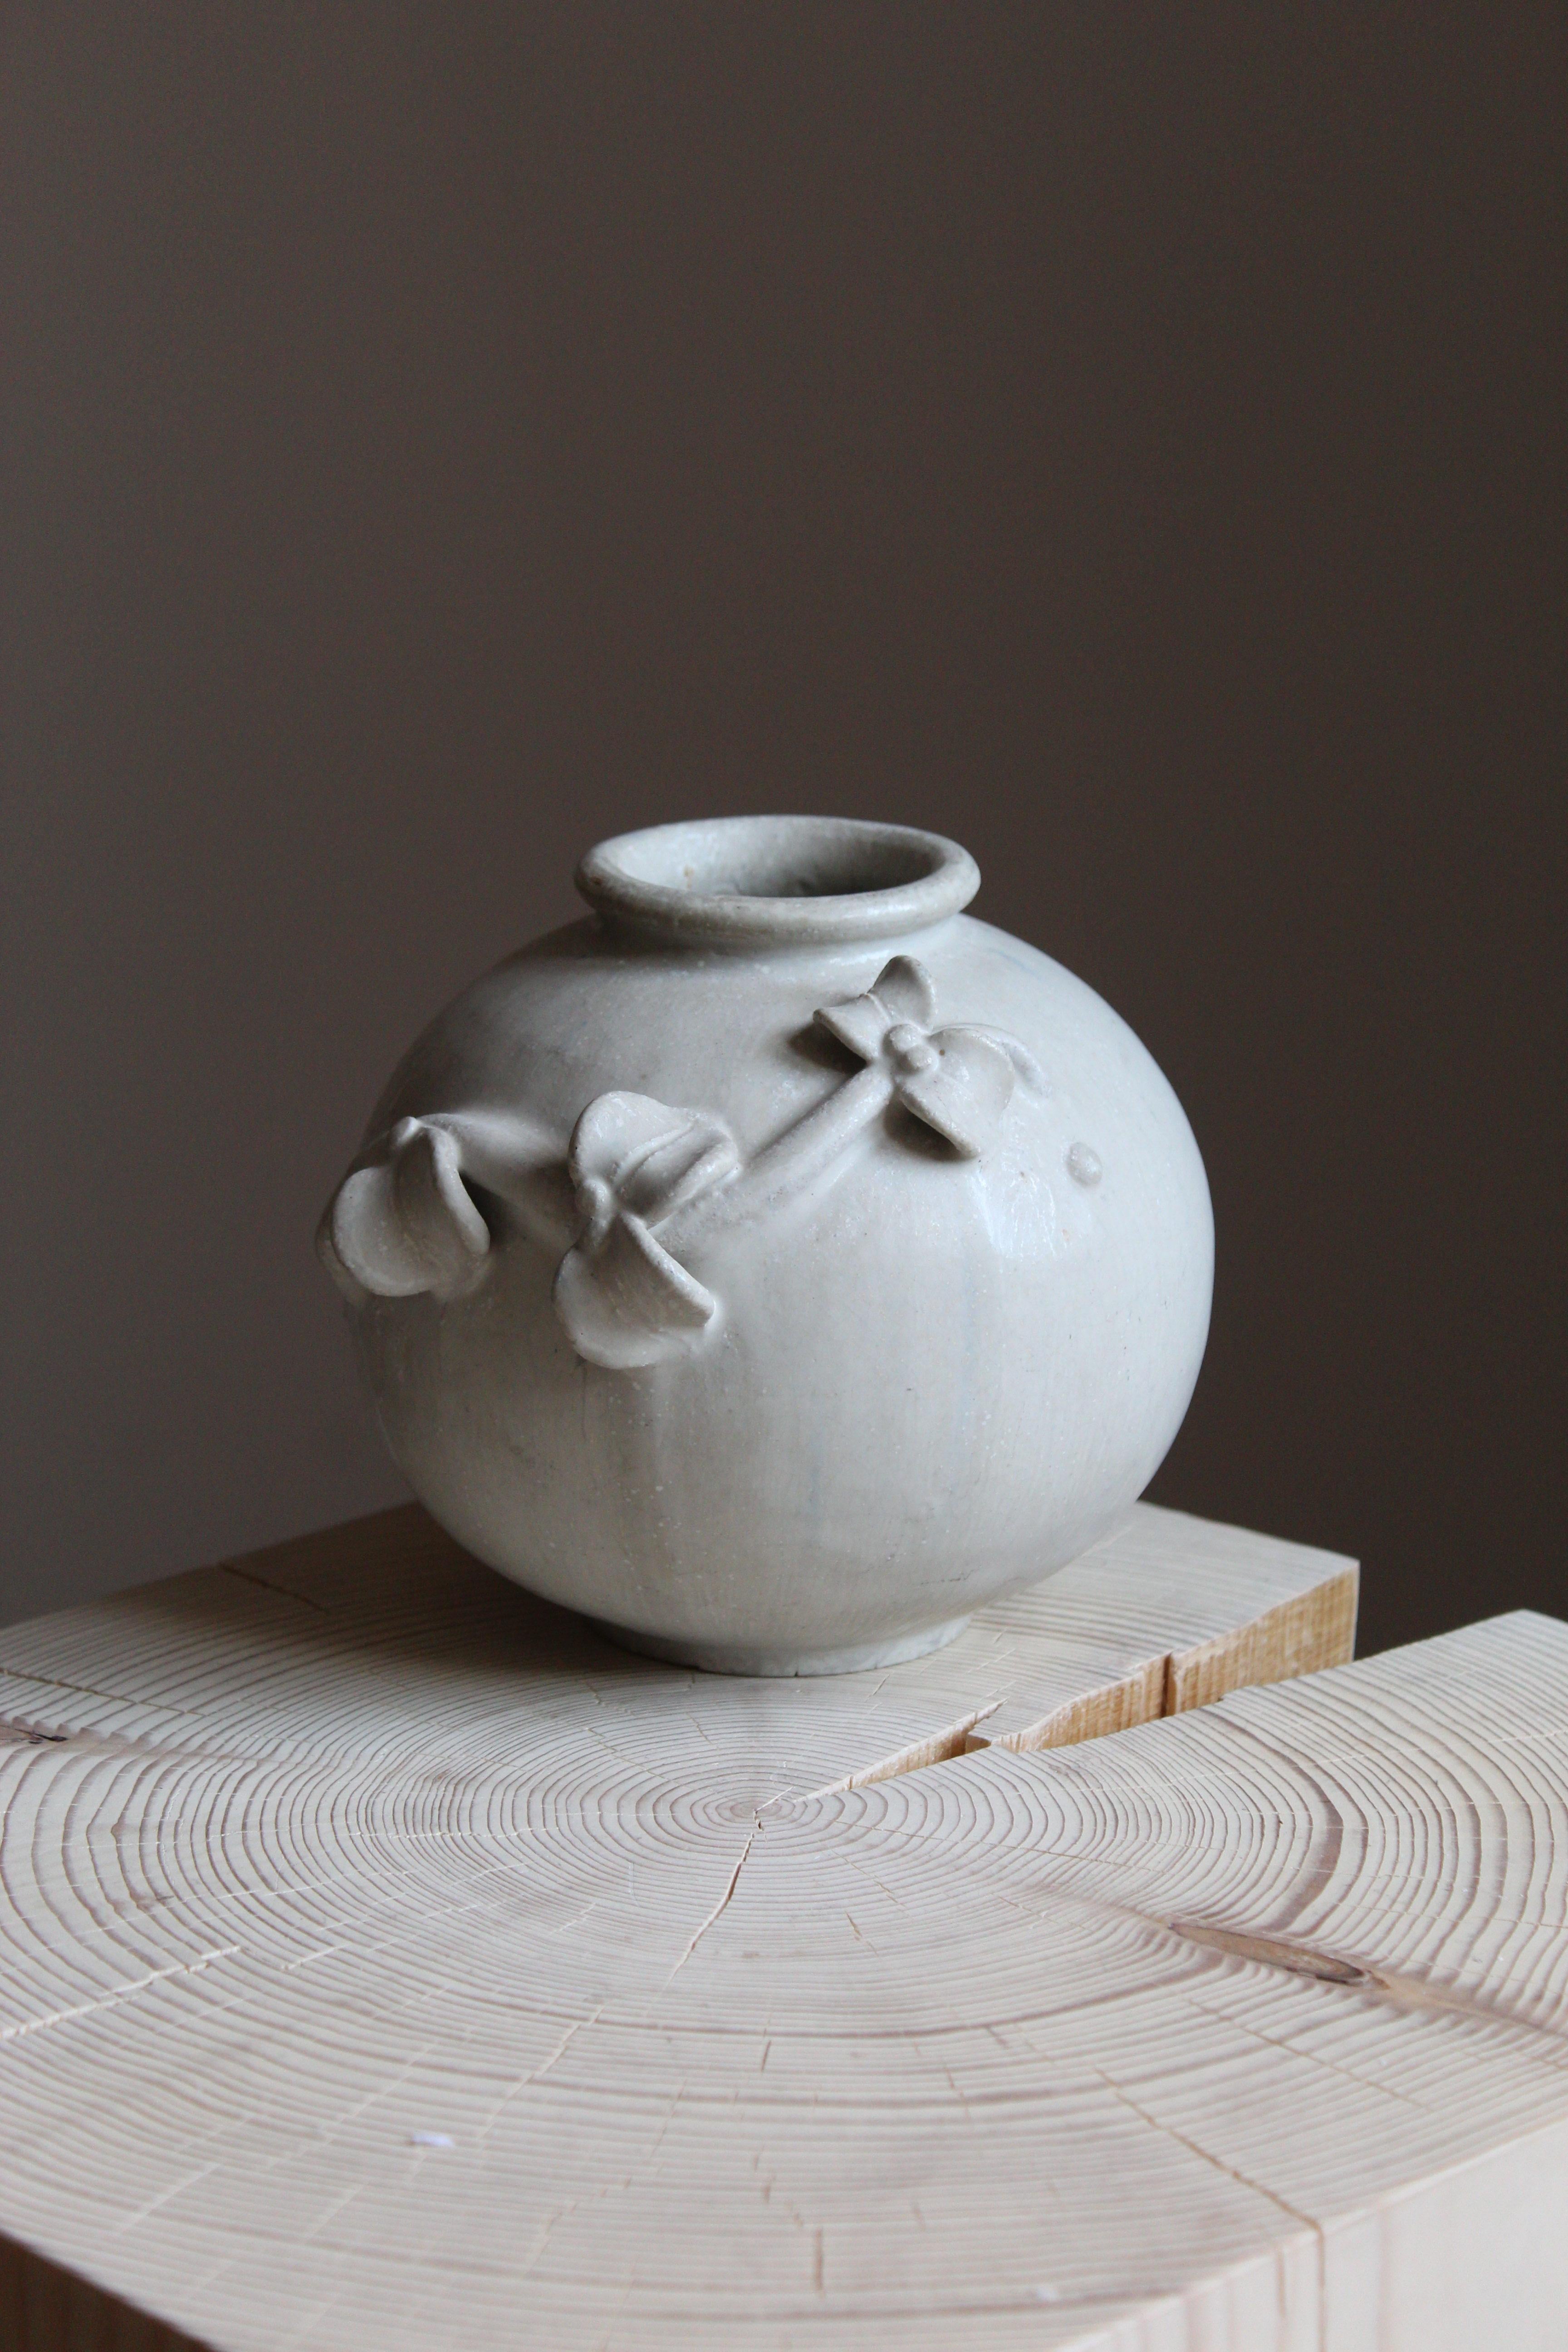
[799,1567,1359,1800]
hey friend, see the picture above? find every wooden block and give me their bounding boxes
[0,1499,1355,1796]
[14,1510,1565,2347]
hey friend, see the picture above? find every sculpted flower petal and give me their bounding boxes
[895,1029,1017,1159]
[554,1210,718,1370]
[567,1092,738,1224]
[868,954,938,1028]
[814,954,938,1065]
[943,1024,1050,1098]
[321,1118,491,1301]
[814,992,891,1064]
[568,1091,700,1190]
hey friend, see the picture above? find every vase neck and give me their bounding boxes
[574,815,979,951]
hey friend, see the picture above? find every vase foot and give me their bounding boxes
[587,1614,973,1678]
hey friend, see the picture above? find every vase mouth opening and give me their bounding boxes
[575,816,980,948]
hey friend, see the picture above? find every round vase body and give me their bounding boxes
[321,818,1213,1673]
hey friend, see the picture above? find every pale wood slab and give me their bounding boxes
[0,1500,1355,1794]
[14,1512,1564,2347]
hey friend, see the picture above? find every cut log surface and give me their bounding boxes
[0,1504,1563,2349]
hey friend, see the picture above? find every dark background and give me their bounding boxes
[4,6,1563,1648]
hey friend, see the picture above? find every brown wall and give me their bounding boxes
[5,7,1563,1649]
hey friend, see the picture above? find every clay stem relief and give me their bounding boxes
[327,953,1041,1372]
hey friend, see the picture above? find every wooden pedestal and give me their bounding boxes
[0,1504,1564,2349]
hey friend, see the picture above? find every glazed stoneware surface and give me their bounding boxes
[320,818,1213,1672]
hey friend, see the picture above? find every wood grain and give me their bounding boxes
[0,1499,1355,1793]
[12,1509,1563,2348]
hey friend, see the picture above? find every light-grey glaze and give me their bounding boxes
[320,817,1213,1671]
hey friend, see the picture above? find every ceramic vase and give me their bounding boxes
[320,816,1213,1673]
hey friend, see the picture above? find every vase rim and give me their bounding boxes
[575,815,980,948]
